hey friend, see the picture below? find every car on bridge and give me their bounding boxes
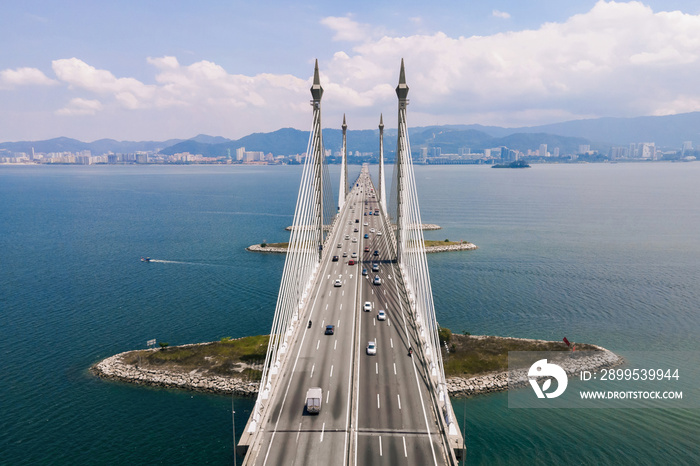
[352,237,357,243]
[332,256,339,262]
[334,279,341,287]
[363,301,372,312]
[373,275,382,285]
[325,325,335,335]
[362,268,367,276]
[366,341,376,355]
[342,252,348,257]
[364,234,369,239]
[354,228,359,232]
[377,310,386,321]
[372,263,379,271]
[364,246,370,252]
[373,250,379,256]
[348,259,356,265]
[337,243,341,248]
[351,252,357,258]
[377,231,382,236]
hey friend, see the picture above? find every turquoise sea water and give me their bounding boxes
[1,163,698,465]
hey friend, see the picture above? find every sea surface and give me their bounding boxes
[1,163,699,465]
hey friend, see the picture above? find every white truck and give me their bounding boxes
[306,387,323,414]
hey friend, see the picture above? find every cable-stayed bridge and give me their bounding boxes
[238,59,465,465]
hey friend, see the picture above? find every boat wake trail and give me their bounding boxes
[148,259,229,267]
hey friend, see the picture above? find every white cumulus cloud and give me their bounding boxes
[55,98,103,116]
[318,0,700,127]
[321,15,374,42]
[0,67,57,89]
[492,10,511,19]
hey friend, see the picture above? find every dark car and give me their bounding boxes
[355,219,359,223]
[373,250,379,256]
[325,325,335,335]
[364,246,370,252]
[364,233,369,239]
[332,255,339,262]
[362,268,368,276]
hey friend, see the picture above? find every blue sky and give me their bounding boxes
[2,1,700,142]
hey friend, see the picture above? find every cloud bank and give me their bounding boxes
[3,1,700,140]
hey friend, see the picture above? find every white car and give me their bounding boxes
[377,231,382,236]
[369,228,375,233]
[342,252,348,257]
[373,275,382,285]
[377,310,386,321]
[351,252,357,258]
[352,237,358,243]
[363,222,369,226]
[345,234,349,240]
[366,341,377,355]
[334,279,341,287]
[363,301,372,312]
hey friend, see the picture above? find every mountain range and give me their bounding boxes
[3,112,700,156]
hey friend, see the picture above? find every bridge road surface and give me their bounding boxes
[247,168,448,466]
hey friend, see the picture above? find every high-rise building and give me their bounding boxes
[236,147,245,161]
[539,144,548,157]
[682,141,693,155]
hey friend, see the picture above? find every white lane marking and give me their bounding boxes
[326,390,330,403]
[373,318,376,326]
[403,436,407,457]
[379,436,383,456]
[321,320,325,327]
[327,274,330,279]
[334,340,337,350]
[342,290,344,296]
[340,303,342,310]
[388,274,392,280]
[330,365,334,378]
[349,274,353,278]
[337,319,340,327]
[384,290,386,295]
[325,303,328,310]
[377,393,380,409]
[328,290,332,297]
[310,364,315,378]
[375,362,378,374]
[296,422,302,442]
[320,422,325,442]
[397,394,402,410]
[394,363,397,375]
[388,319,391,327]
[371,289,374,295]
[390,338,393,348]
[316,340,320,350]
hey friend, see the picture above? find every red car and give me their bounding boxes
[348,259,356,265]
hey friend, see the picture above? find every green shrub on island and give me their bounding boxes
[438,327,452,344]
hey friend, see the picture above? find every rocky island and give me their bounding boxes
[91,332,620,398]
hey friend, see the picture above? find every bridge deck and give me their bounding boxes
[242,168,451,465]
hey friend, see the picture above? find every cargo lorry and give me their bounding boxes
[306,387,322,414]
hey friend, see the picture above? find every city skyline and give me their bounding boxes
[3,1,700,142]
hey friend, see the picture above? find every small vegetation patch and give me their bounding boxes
[122,335,269,380]
[424,239,465,247]
[442,333,599,378]
[264,242,288,248]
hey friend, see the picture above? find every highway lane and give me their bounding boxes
[248,173,367,466]
[353,177,447,466]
